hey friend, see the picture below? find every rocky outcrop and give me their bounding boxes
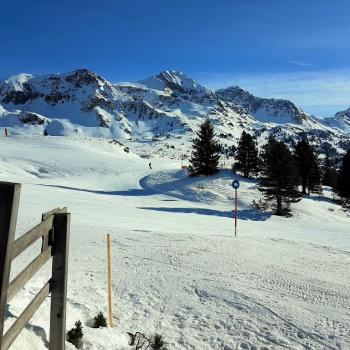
[19,111,47,125]
[216,86,310,124]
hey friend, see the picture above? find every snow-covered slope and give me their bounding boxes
[1,69,349,156]
[0,136,349,349]
[324,107,350,134]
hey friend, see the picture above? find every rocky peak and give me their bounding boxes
[156,70,201,93]
[216,85,310,124]
[138,70,210,97]
[63,68,106,88]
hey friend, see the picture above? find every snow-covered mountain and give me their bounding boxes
[216,85,312,125]
[0,68,349,156]
[323,107,350,134]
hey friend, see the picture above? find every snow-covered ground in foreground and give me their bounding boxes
[0,135,349,350]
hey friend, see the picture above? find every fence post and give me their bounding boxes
[49,213,70,350]
[0,182,21,347]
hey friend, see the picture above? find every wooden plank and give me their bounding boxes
[49,213,70,350]
[11,216,54,260]
[42,207,67,221]
[0,182,21,348]
[7,246,52,303]
[2,281,51,350]
[41,207,66,251]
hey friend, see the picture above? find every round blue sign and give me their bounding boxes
[232,179,240,189]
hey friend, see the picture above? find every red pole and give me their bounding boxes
[234,189,238,237]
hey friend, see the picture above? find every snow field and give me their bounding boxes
[0,136,349,349]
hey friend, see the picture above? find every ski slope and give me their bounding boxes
[0,136,349,350]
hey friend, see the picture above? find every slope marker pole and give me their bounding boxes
[232,180,240,237]
[106,233,113,327]
[235,189,238,237]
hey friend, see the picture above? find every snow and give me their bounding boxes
[0,135,349,349]
[3,73,34,90]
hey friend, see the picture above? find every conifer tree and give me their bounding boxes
[234,131,259,178]
[259,137,302,215]
[336,150,350,203]
[188,118,220,176]
[322,154,338,188]
[294,139,321,195]
[93,311,107,328]
[67,321,84,348]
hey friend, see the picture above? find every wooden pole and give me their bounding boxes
[106,234,113,327]
[0,182,21,348]
[50,212,70,350]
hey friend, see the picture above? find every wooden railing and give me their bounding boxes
[0,181,70,350]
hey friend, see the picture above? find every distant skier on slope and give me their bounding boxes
[149,162,152,169]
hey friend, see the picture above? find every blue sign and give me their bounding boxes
[232,179,240,189]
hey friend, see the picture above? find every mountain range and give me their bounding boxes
[0,68,349,157]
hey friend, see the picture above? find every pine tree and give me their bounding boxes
[336,150,350,203]
[188,118,220,176]
[294,139,321,195]
[259,137,302,216]
[322,154,338,188]
[93,311,107,328]
[234,131,259,178]
[67,320,84,348]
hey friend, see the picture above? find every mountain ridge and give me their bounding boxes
[0,68,349,157]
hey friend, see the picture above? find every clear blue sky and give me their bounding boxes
[1,0,350,116]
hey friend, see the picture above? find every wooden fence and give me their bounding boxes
[0,181,70,350]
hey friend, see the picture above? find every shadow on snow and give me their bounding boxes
[137,206,271,221]
[38,184,158,196]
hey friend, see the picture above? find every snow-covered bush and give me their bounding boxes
[250,198,269,211]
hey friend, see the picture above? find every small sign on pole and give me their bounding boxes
[106,234,113,327]
[231,180,240,237]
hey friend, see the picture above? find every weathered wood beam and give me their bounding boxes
[11,217,54,261]
[2,281,51,350]
[0,182,21,347]
[49,212,70,350]
[7,246,52,303]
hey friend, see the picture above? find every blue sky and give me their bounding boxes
[1,0,350,117]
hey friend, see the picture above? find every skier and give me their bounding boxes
[149,162,152,169]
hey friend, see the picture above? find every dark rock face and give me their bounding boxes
[82,95,116,113]
[216,86,309,124]
[64,68,102,88]
[19,111,47,125]
[96,113,111,127]
[44,91,71,105]
[2,83,42,105]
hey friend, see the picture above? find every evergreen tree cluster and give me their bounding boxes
[322,154,338,188]
[234,131,259,178]
[259,138,302,216]
[337,150,350,203]
[188,118,349,214]
[294,139,321,194]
